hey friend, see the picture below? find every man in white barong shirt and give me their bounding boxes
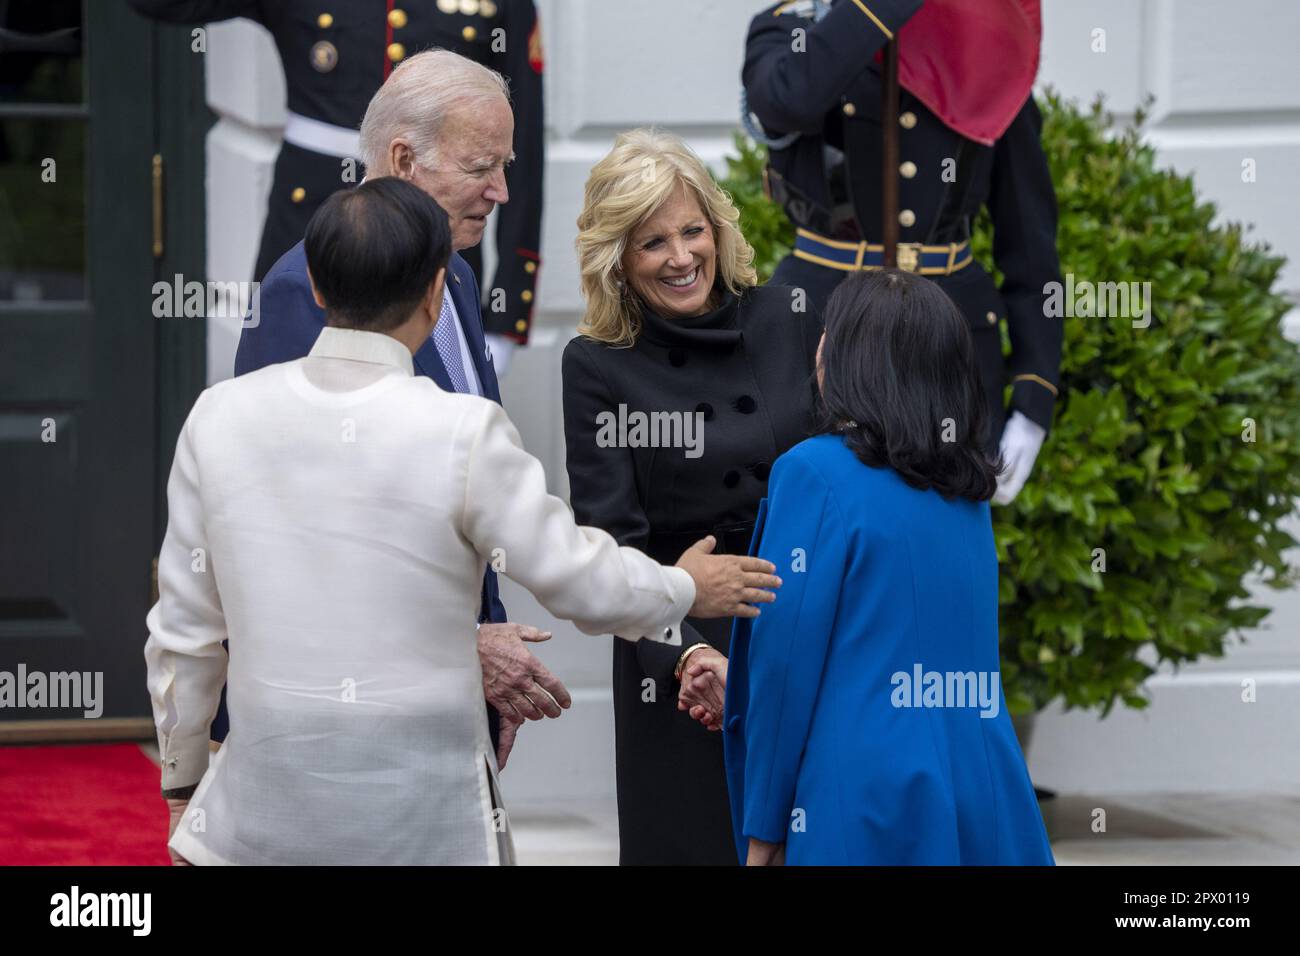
[145,178,780,865]
[231,50,556,767]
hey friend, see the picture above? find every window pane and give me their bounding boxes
[0,118,85,302]
[0,0,84,105]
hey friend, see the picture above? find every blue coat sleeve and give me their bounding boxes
[233,268,323,377]
[740,450,847,844]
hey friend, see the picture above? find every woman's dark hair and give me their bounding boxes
[304,177,451,332]
[816,269,1002,502]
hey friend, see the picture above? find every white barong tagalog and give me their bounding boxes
[145,327,692,865]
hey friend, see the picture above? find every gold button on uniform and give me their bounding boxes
[387,42,405,62]
[460,0,480,13]
[515,320,527,333]
[898,209,915,227]
[521,290,533,303]
[524,262,536,274]
[316,13,333,28]
[900,111,917,129]
[842,102,856,116]
[900,160,917,178]
[291,187,306,203]
[481,0,497,15]
[986,311,998,325]
[462,26,477,41]
[437,0,458,11]
[387,8,407,28]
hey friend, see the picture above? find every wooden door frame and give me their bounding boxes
[153,19,210,547]
[0,7,209,746]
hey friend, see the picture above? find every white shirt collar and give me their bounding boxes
[308,327,414,376]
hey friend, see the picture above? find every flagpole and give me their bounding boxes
[881,38,900,268]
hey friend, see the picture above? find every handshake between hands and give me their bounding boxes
[677,536,786,868]
[478,535,777,767]
[673,535,780,732]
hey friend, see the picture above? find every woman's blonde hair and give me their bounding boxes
[575,128,758,346]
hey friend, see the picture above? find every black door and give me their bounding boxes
[0,0,205,732]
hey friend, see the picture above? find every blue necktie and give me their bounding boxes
[433,293,471,394]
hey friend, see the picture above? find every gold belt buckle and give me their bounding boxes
[896,242,922,273]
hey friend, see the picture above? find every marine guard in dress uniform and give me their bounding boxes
[743,0,1062,502]
[129,0,545,357]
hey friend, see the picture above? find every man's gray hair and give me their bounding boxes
[358,49,510,175]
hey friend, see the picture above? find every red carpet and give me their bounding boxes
[0,744,170,865]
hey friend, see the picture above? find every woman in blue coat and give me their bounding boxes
[713,269,1054,866]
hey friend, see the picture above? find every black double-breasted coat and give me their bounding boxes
[562,284,821,865]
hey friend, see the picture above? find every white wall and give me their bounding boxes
[199,0,1300,802]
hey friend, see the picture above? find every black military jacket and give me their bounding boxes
[744,0,1063,431]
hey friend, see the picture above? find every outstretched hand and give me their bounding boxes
[478,623,572,721]
[675,536,781,619]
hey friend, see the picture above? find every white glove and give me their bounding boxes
[485,333,518,378]
[993,411,1046,506]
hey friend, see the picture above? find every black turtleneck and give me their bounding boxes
[635,287,744,351]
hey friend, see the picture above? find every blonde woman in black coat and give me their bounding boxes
[562,129,821,864]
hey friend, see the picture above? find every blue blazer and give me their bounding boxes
[723,434,1054,865]
[234,241,508,626]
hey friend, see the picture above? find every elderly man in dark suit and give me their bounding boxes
[127,0,545,364]
[192,50,564,779]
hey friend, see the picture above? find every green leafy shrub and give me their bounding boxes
[718,91,1300,716]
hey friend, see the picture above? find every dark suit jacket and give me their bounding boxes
[212,241,507,743]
